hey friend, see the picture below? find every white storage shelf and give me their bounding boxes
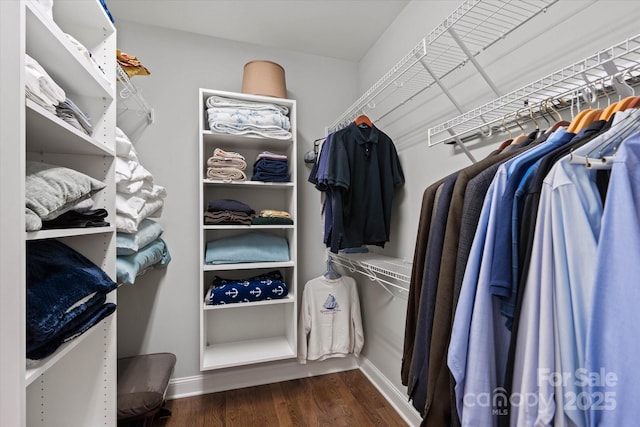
[19,0,118,425]
[199,88,297,371]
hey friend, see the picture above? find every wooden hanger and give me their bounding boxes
[626,96,640,109]
[354,114,373,127]
[567,109,591,133]
[612,95,636,113]
[574,108,603,133]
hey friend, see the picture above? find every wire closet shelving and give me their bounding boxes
[116,63,154,124]
[328,252,412,297]
[327,0,558,134]
[324,0,558,284]
[427,34,640,146]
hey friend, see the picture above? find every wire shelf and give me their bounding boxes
[116,64,154,124]
[327,0,557,134]
[428,34,640,145]
[329,252,412,291]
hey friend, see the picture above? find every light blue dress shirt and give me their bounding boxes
[510,109,640,427]
[586,130,640,427]
[448,162,511,426]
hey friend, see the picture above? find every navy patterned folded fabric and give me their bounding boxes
[206,270,288,305]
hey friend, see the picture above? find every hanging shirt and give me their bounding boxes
[585,131,640,427]
[510,109,640,427]
[297,275,364,364]
[326,123,405,252]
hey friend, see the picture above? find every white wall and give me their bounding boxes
[114,0,640,423]
[114,21,358,380]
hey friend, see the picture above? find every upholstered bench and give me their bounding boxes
[117,353,176,426]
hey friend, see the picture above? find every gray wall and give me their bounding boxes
[114,0,640,414]
[114,22,358,379]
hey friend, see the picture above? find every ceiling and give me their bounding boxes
[106,0,410,61]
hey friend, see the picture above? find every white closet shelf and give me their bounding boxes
[203,179,294,188]
[204,224,295,230]
[25,315,113,387]
[428,33,640,145]
[26,226,115,241]
[26,2,113,100]
[202,337,296,370]
[328,0,557,133]
[203,295,295,311]
[26,100,115,157]
[204,261,295,271]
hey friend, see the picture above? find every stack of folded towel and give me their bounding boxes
[206,95,292,140]
[252,151,290,182]
[251,209,293,225]
[25,54,93,135]
[25,54,65,114]
[206,148,247,181]
[115,127,167,234]
[204,199,254,225]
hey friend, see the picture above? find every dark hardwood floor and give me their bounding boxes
[147,369,408,426]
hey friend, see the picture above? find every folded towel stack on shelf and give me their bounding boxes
[206,148,247,181]
[25,54,92,134]
[205,95,292,140]
[115,127,171,285]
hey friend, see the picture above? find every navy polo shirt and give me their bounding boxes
[326,122,404,252]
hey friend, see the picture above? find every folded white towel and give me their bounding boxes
[209,121,292,140]
[25,54,66,109]
[206,167,247,181]
[205,95,289,116]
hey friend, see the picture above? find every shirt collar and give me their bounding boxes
[349,122,379,145]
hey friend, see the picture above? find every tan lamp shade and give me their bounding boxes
[241,60,287,99]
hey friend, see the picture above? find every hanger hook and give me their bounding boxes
[502,112,513,139]
[514,108,526,135]
[528,102,540,130]
[538,100,551,127]
[545,97,563,122]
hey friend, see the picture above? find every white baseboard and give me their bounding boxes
[358,358,422,427]
[167,356,359,399]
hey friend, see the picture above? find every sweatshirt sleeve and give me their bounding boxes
[350,281,365,357]
[297,283,311,364]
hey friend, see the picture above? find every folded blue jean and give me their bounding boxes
[253,157,288,174]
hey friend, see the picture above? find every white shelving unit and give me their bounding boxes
[198,88,298,371]
[1,1,117,425]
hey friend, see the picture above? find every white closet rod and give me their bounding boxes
[428,33,640,146]
[116,64,154,124]
[327,0,557,134]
